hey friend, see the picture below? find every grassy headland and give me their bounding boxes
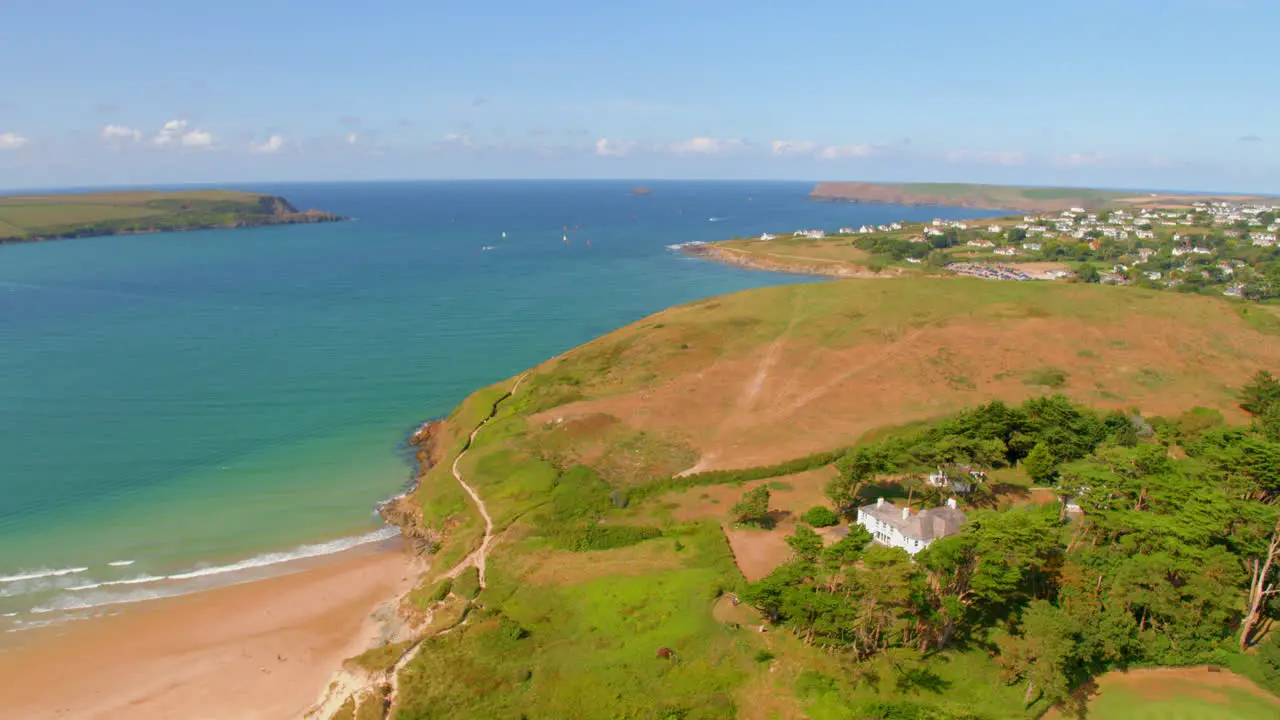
[0,189,343,243]
[358,277,1280,719]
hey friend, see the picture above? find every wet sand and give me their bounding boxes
[0,542,415,720]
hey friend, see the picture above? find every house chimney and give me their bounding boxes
[876,497,885,508]
[901,507,911,520]
[946,498,957,509]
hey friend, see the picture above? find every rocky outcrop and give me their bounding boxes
[378,421,446,554]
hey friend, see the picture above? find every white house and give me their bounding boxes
[759,233,776,241]
[994,247,1020,256]
[966,238,995,248]
[856,498,966,555]
[988,225,1003,233]
[793,229,826,239]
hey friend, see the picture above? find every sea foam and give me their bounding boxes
[0,567,89,584]
[29,526,400,614]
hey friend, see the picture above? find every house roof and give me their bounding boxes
[859,501,966,542]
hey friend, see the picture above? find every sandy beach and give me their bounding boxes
[0,541,415,720]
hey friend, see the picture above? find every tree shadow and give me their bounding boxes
[893,665,952,695]
[1057,678,1100,719]
[988,482,1031,508]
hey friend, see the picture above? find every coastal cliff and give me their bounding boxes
[0,189,346,244]
[378,421,445,555]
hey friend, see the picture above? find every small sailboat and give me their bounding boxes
[501,231,507,239]
[563,234,569,245]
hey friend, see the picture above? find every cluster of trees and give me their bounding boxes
[824,395,1123,512]
[743,383,1280,707]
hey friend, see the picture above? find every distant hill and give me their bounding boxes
[0,189,344,244]
[810,181,1273,212]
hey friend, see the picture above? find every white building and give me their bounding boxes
[855,498,966,556]
[759,233,775,241]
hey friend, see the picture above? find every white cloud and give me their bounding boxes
[945,149,1025,166]
[771,139,817,156]
[819,144,872,160]
[346,132,360,144]
[153,119,189,146]
[440,132,474,148]
[594,137,634,157]
[101,124,142,143]
[180,130,214,148]
[670,136,741,155]
[1055,152,1102,167]
[0,132,28,150]
[151,119,214,149]
[249,134,285,154]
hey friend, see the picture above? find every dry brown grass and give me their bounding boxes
[653,467,838,580]
[532,280,1280,472]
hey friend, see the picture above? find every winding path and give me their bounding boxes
[444,373,526,588]
[307,374,526,720]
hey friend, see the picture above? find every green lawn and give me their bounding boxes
[1078,685,1278,719]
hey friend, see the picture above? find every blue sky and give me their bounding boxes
[0,0,1275,191]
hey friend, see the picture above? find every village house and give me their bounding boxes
[838,227,855,234]
[1251,233,1277,247]
[793,229,826,239]
[994,247,1019,256]
[1022,242,1042,251]
[987,225,1002,233]
[759,233,775,241]
[859,225,874,233]
[966,239,995,248]
[856,498,966,556]
[927,465,985,494]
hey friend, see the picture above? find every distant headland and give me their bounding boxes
[0,189,345,244]
[809,181,1274,213]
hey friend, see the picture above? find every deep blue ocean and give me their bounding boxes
[0,180,995,630]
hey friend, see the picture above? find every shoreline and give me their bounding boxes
[0,539,418,719]
[0,419,445,719]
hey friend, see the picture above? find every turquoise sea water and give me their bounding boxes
[0,180,995,628]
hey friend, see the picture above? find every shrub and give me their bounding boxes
[498,615,529,641]
[754,650,775,663]
[731,486,772,527]
[453,567,481,600]
[800,506,839,527]
[545,523,663,552]
[1024,366,1068,389]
